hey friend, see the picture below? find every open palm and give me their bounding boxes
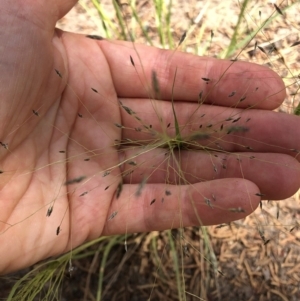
[0,0,299,274]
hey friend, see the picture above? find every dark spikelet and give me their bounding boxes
[198,91,203,102]
[152,70,160,95]
[150,199,156,205]
[179,31,187,46]
[165,190,171,196]
[291,41,300,47]
[257,45,266,54]
[274,3,283,15]
[64,176,86,185]
[114,123,123,128]
[46,206,53,217]
[32,110,39,116]
[103,170,110,177]
[201,77,210,82]
[55,69,62,78]
[232,117,241,123]
[205,198,213,208]
[130,55,135,66]
[56,226,61,235]
[136,177,147,197]
[216,224,227,229]
[116,181,123,199]
[91,87,98,93]
[108,211,118,220]
[218,270,224,276]
[122,105,135,115]
[86,34,104,40]
[0,142,7,149]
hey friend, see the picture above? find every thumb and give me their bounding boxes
[4,1,78,31]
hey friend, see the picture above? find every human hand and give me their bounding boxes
[0,0,299,274]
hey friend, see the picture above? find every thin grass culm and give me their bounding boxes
[1,1,300,301]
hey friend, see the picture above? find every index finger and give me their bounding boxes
[97,39,286,110]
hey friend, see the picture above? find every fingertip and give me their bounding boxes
[207,60,286,110]
[186,178,261,226]
[253,63,286,110]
